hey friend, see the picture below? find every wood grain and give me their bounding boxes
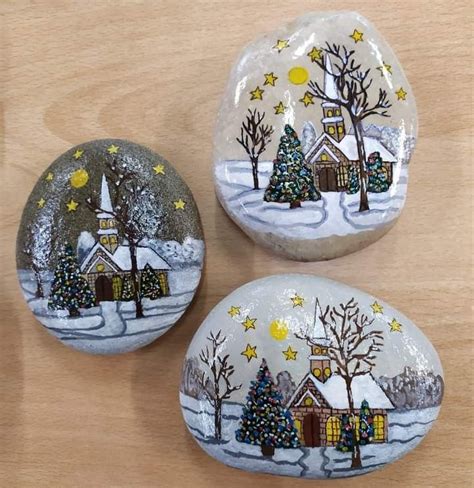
[1,1,472,486]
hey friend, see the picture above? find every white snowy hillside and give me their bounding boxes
[215,160,408,240]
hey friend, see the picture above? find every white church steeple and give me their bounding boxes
[321,55,346,142]
[97,174,118,253]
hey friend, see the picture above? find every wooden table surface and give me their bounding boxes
[1,1,472,487]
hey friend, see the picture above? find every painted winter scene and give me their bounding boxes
[17,139,204,354]
[214,12,417,259]
[180,275,443,479]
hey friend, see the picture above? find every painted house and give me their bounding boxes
[305,55,396,192]
[287,302,394,447]
[80,175,170,303]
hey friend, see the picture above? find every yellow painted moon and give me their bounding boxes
[269,319,289,341]
[70,168,89,188]
[288,66,309,85]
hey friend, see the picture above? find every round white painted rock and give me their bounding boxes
[214,11,417,261]
[180,275,443,479]
[17,139,204,354]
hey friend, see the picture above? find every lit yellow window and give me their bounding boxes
[313,367,322,378]
[328,126,335,135]
[326,416,341,444]
[338,126,344,134]
[327,109,333,117]
[109,235,117,244]
[374,415,385,441]
[96,263,105,272]
[109,219,115,227]
[100,220,107,229]
[321,154,328,161]
[314,346,321,354]
[335,109,341,115]
[100,236,108,245]
[158,272,168,295]
[324,367,331,378]
[304,395,314,406]
[294,418,302,435]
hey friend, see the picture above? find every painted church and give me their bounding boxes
[304,56,396,193]
[80,175,171,303]
[287,301,394,447]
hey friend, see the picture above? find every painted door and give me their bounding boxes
[319,167,338,192]
[303,413,321,447]
[95,275,113,303]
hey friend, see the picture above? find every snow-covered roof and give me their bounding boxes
[288,372,394,410]
[80,242,171,272]
[306,133,396,163]
[97,174,114,218]
[311,145,340,163]
[321,116,344,124]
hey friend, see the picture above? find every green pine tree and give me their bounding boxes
[264,125,321,208]
[235,359,300,456]
[48,244,95,317]
[336,414,356,452]
[140,264,162,300]
[358,399,374,445]
[121,274,135,301]
[346,165,360,194]
[367,151,389,193]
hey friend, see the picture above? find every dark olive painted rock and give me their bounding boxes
[17,139,204,354]
[180,274,443,479]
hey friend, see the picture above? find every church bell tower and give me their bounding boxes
[97,174,119,254]
[306,299,332,383]
[321,55,346,142]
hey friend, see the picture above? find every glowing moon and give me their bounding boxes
[269,319,289,341]
[288,66,309,85]
[70,168,89,188]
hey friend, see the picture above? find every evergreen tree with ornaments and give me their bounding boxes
[264,124,321,209]
[48,244,95,317]
[121,274,135,301]
[140,264,162,300]
[235,358,300,456]
[346,165,360,194]
[336,414,356,452]
[358,399,374,445]
[367,151,389,193]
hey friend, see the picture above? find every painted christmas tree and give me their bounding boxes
[367,151,389,193]
[140,264,162,300]
[264,124,321,208]
[48,244,95,317]
[358,400,374,446]
[121,275,135,301]
[235,358,300,456]
[346,165,360,194]
[336,414,356,453]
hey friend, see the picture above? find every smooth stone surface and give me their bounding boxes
[17,139,204,354]
[180,274,443,479]
[214,11,417,261]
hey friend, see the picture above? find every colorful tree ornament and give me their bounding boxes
[358,399,374,445]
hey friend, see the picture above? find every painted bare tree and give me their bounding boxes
[86,158,162,318]
[319,298,384,468]
[198,330,242,440]
[236,109,274,190]
[308,43,392,211]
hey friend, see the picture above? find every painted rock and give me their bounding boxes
[214,12,417,261]
[180,275,443,479]
[17,139,204,354]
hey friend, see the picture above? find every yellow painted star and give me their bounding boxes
[45,172,54,182]
[173,199,186,210]
[283,345,298,361]
[389,318,403,333]
[241,344,258,362]
[250,86,264,101]
[396,87,407,101]
[242,316,257,331]
[274,101,286,115]
[377,62,393,76]
[273,39,289,52]
[107,144,119,154]
[350,29,364,43]
[299,91,314,107]
[228,305,241,318]
[73,149,84,160]
[37,197,46,208]
[291,294,304,307]
[66,199,79,212]
[307,46,323,62]
[153,164,165,175]
[371,301,384,314]
[264,72,278,86]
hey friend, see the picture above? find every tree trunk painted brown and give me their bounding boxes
[129,243,143,318]
[351,117,370,212]
[69,307,80,317]
[251,158,259,189]
[34,274,44,298]
[290,200,301,209]
[261,445,275,457]
[345,377,363,468]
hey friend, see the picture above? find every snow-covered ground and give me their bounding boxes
[180,393,440,479]
[215,160,408,239]
[18,267,202,354]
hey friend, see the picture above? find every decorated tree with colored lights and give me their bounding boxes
[48,244,95,316]
[358,400,374,445]
[264,125,321,209]
[367,152,389,193]
[346,165,360,194]
[121,275,135,301]
[336,414,356,452]
[140,264,162,300]
[235,359,300,456]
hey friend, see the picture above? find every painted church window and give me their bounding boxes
[109,219,115,227]
[100,220,107,229]
[321,154,328,161]
[327,109,333,117]
[112,276,122,300]
[337,126,343,134]
[158,272,168,295]
[294,418,302,435]
[324,367,331,378]
[314,346,321,354]
[96,263,105,272]
[335,108,341,115]
[304,396,314,406]
[110,235,117,244]
[374,415,385,441]
[328,126,335,135]
[100,236,108,245]
[313,367,322,377]
[326,416,341,444]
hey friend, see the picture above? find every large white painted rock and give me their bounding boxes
[16,139,204,354]
[214,11,417,260]
[180,274,443,479]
